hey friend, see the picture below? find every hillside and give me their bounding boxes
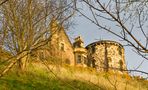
[0,62,148,90]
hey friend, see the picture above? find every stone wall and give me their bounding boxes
[86,40,126,72]
[37,20,127,72]
[73,36,87,67]
[37,20,75,66]
[49,20,75,65]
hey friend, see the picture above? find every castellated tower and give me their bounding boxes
[86,40,126,72]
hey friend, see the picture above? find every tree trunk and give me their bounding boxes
[17,51,28,73]
[17,55,28,71]
[0,51,28,78]
[0,60,17,77]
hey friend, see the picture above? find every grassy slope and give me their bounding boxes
[0,62,148,90]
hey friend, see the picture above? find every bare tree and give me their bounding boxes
[78,0,148,58]
[76,0,148,76]
[0,0,8,6]
[0,0,76,76]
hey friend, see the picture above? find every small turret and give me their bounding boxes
[73,36,87,67]
[73,36,84,48]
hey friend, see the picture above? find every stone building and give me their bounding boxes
[39,20,127,72]
[49,20,75,65]
[86,40,126,72]
[73,36,87,67]
[39,20,75,66]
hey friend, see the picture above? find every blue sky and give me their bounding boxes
[68,12,148,77]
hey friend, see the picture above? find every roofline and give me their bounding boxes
[50,19,74,49]
[86,40,123,48]
[62,28,74,49]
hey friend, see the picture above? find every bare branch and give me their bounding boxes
[0,0,8,6]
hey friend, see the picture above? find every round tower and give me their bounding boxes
[86,40,126,72]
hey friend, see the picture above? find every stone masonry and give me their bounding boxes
[39,20,127,72]
[86,40,126,72]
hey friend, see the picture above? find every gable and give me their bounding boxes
[49,20,75,65]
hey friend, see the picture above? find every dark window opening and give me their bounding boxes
[77,55,81,64]
[74,41,81,48]
[92,58,96,68]
[91,46,95,53]
[60,43,64,51]
[84,57,87,64]
[65,59,70,64]
[118,47,122,55]
[119,60,123,71]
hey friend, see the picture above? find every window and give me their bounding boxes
[60,43,64,51]
[92,58,96,68]
[118,47,122,55]
[77,55,81,64]
[84,57,87,64]
[91,46,95,53]
[74,42,81,48]
[119,60,123,71]
[65,59,70,64]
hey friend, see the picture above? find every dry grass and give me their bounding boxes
[0,62,148,90]
[32,62,148,90]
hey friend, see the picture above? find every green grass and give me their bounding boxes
[0,62,148,90]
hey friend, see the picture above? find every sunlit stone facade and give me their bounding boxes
[86,40,126,72]
[73,36,87,67]
[38,20,127,72]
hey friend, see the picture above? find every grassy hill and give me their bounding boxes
[0,62,148,90]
